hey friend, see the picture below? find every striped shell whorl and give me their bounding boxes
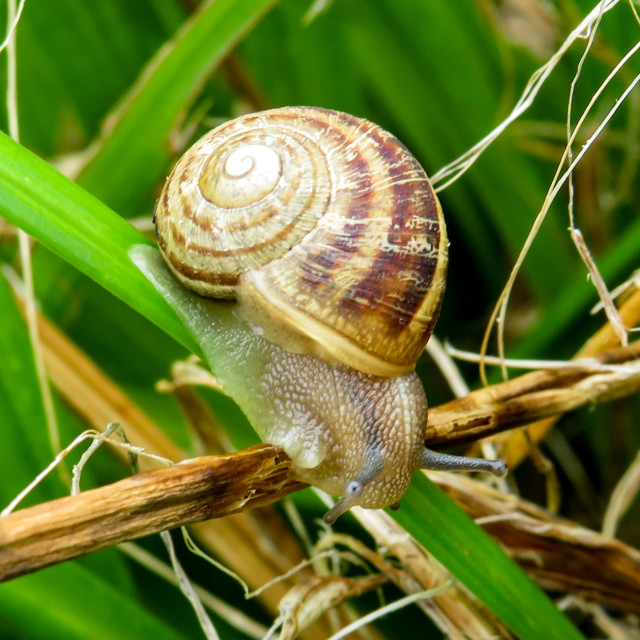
[154,106,447,377]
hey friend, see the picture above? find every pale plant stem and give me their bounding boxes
[325,585,451,640]
[591,270,640,314]
[118,542,267,640]
[446,345,635,372]
[5,0,63,462]
[426,335,469,398]
[247,550,340,599]
[5,0,19,140]
[282,497,315,557]
[602,448,640,537]
[183,523,341,602]
[18,233,64,459]
[1,427,169,517]
[70,423,121,495]
[182,529,252,596]
[430,0,621,190]
[565,3,627,347]
[565,0,605,233]
[1,430,100,516]
[0,0,26,53]
[161,530,220,640]
[480,40,640,382]
[571,229,628,346]
[73,432,223,640]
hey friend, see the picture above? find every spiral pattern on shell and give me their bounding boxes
[155,106,447,376]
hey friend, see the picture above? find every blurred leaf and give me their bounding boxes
[0,561,189,640]
[76,0,278,216]
[14,0,185,155]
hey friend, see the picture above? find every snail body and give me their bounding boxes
[152,106,506,521]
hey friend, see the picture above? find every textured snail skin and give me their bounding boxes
[150,107,507,521]
[259,348,429,513]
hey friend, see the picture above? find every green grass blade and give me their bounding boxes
[392,473,586,640]
[1,562,190,640]
[76,0,278,215]
[0,272,62,500]
[0,131,196,353]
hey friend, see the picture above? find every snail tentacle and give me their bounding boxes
[420,448,508,478]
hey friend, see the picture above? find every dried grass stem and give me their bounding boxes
[1,341,639,584]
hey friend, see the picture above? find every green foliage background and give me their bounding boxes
[1,0,639,638]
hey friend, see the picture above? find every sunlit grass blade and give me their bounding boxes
[0,131,196,353]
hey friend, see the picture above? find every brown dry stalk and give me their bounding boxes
[502,286,640,467]
[275,574,389,640]
[2,340,640,588]
[0,446,304,582]
[426,340,640,448]
[436,472,640,614]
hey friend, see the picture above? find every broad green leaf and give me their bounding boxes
[0,271,61,502]
[0,562,191,640]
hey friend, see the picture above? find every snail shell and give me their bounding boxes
[154,106,447,377]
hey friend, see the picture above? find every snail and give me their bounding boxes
[149,106,507,523]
